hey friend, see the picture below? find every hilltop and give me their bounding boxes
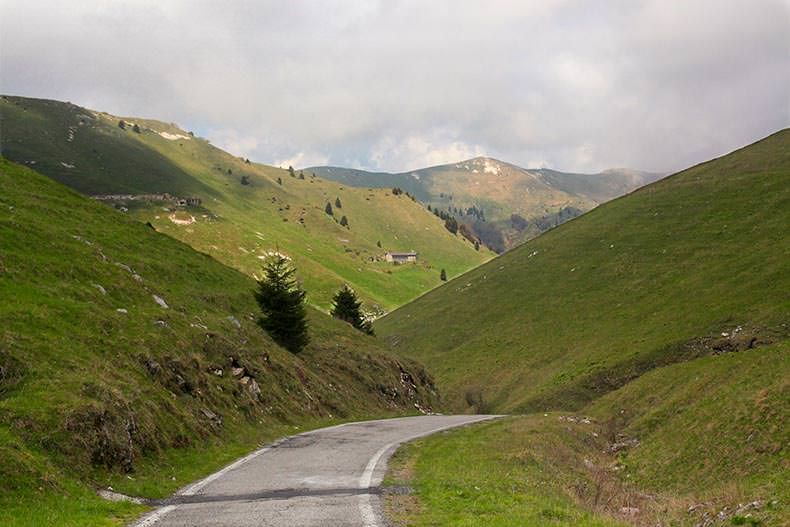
[0,95,490,313]
[0,157,439,526]
[378,131,789,524]
[309,157,662,252]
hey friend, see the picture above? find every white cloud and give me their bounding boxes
[0,0,787,173]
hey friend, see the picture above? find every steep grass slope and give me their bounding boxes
[0,158,437,526]
[0,95,490,312]
[378,130,789,412]
[310,159,662,252]
[379,131,789,525]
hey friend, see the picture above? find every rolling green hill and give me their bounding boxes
[310,159,662,252]
[0,157,438,526]
[378,131,789,524]
[0,95,490,313]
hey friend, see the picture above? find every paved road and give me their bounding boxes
[132,415,498,527]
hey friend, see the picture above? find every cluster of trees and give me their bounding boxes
[432,206,459,234]
[325,200,349,227]
[254,256,373,353]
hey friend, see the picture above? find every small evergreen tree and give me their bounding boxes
[325,202,333,215]
[474,240,480,251]
[298,172,305,180]
[277,177,283,185]
[339,215,348,227]
[376,240,382,248]
[331,285,373,335]
[254,255,309,353]
[132,123,141,133]
[240,175,250,185]
[440,269,447,281]
[118,120,126,130]
[288,165,295,177]
[335,197,342,208]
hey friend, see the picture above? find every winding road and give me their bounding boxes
[131,414,498,527]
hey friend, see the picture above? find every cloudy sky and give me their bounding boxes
[1,1,788,173]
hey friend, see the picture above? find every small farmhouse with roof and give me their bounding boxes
[385,251,418,263]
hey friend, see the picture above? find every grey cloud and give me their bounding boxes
[1,0,787,173]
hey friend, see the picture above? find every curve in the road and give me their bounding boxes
[130,414,499,527]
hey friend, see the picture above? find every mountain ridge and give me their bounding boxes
[308,158,663,252]
[0,95,490,312]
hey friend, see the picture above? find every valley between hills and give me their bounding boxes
[0,94,787,526]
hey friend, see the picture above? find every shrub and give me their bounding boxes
[330,285,373,335]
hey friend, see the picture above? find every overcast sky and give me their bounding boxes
[1,1,788,173]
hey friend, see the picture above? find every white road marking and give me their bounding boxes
[357,415,498,527]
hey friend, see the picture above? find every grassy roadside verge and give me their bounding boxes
[384,345,789,526]
[384,416,625,527]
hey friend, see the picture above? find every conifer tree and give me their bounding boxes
[335,197,342,208]
[325,202,333,215]
[288,165,295,177]
[440,268,447,281]
[331,285,373,335]
[339,215,348,227]
[254,255,309,353]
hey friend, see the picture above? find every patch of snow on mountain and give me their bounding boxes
[159,131,191,141]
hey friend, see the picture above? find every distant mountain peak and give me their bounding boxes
[453,156,509,176]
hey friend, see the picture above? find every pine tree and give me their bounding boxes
[288,165,295,177]
[339,215,348,227]
[376,240,382,248]
[325,202,333,215]
[331,285,373,335]
[474,240,480,251]
[254,255,309,353]
[277,177,283,185]
[440,269,447,281]
[335,197,342,208]
[298,172,305,180]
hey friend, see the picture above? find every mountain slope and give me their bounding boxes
[0,95,490,312]
[0,157,437,526]
[377,130,790,524]
[377,130,789,412]
[310,159,663,252]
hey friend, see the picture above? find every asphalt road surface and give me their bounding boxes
[132,414,498,527]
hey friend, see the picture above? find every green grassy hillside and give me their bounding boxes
[378,131,789,525]
[378,130,789,412]
[0,95,490,313]
[310,160,662,252]
[0,158,438,526]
